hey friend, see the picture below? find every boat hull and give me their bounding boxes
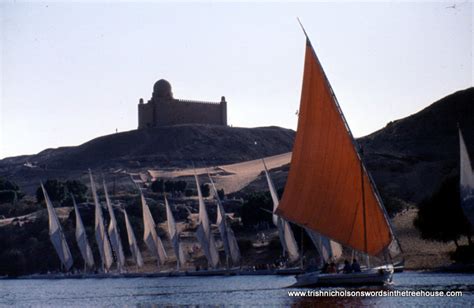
[292,266,394,287]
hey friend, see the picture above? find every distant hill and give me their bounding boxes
[1,88,472,205]
[0,125,295,193]
[1,125,295,170]
[359,87,474,204]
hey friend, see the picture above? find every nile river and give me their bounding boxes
[0,272,473,306]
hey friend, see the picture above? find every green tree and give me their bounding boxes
[241,191,273,228]
[0,177,23,204]
[36,179,65,203]
[200,183,210,198]
[175,180,187,192]
[65,180,88,202]
[217,188,225,200]
[151,179,164,193]
[36,179,88,206]
[414,176,472,246]
[0,178,20,191]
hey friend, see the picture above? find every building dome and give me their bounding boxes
[152,79,173,99]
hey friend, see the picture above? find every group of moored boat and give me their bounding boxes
[40,169,244,275]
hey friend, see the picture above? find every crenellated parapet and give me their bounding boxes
[138,79,227,129]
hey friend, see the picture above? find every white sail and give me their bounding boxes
[41,183,73,271]
[208,173,241,265]
[165,195,186,269]
[103,180,126,271]
[195,173,220,268]
[89,170,114,271]
[459,128,474,227]
[306,230,342,265]
[262,160,299,262]
[123,208,144,268]
[72,196,95,269]
[141,193,167,266]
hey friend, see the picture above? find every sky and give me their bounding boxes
[0,0,472,159]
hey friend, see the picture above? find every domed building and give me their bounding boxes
[138,79,227,129]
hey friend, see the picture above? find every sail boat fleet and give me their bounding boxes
[40,169,245,276]
[37,30,473,287]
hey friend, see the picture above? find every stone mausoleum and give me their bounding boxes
[138,79,227,129]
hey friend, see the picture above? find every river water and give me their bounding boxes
[0,272,473,307]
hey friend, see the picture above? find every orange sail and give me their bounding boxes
[276,38,393,256]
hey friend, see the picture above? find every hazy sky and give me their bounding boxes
[1,0,472,159]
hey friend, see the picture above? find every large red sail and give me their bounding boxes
[276,39,392,256]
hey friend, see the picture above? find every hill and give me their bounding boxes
[0,125,295,193]
[359,87,474,204]
[1,87,472,204]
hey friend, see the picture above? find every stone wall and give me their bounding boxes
[138,97,227,129]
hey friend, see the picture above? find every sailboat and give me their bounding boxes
[41,183,74,272]
[103,180,126,272]
[164,194,186,270]
[72,195,95,271]
[141,191,168,267]
[276,29,400,287]
[459,128,474,227]
[262,159,299,263]
[263,159,342,268]
[194,172,220,269]
[123,208,144,268]
[208,173,241,267]
[89,170,114,272]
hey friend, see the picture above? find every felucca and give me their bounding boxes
[208,173,241,267]
[194,172,220,269]
[72,195,94,271]
[164,193,186,270]
[89,170,114,272]
[41,183,73,272]
[123,208,144,268]
[262,159,342,268]
[103,180,126,272]
[277,29,401,287]
[262,159,299,263]
[141,191,168,268]
[459,128,474,227]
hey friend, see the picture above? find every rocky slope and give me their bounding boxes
[359,87,474,204]
[0,125,295,193]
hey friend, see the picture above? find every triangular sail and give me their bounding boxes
[103,180,126,271]
[262,160,299,262]
[89,170,114,271]
[276,37,394,256]
[141,192,167,266]
[459,128,474,227]
[165,194,186,269]
[208,173,241,265]
[195,172,220,268]
[306,230,342,266]
[73,196,94,269]
[41,183,73,271]
[123,208,144,268]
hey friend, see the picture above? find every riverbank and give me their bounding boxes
[392,208,469,271]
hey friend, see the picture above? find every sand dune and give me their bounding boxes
[147,152,291,194]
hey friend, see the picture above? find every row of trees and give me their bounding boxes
[0,177,24,204]
[35,179,88,206]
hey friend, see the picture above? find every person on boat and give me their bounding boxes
[327,262,337,273]
[305,259,318,272]
[320,262,329,273]
[342,260,352,273]
[352,258,361,272]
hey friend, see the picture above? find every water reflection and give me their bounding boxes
[0,272,472,306]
